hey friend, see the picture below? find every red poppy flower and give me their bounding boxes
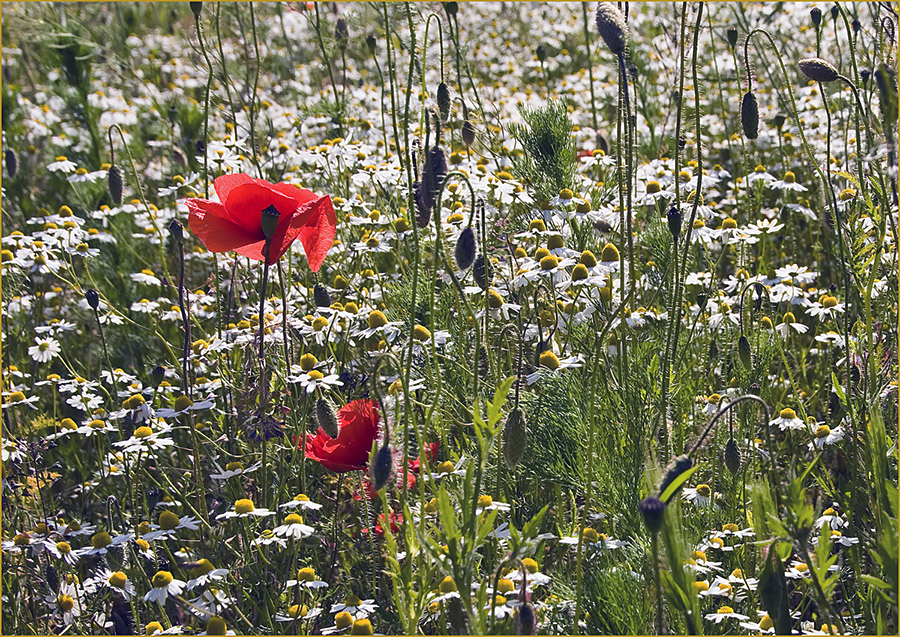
[361,511,402,536]
[408,441,440,474]
[184,173,336,270]
[304,399,380,473]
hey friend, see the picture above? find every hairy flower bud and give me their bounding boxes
[455,227,476,270]
[86,288,100,310]
[724,437,741,475]
[741,92,759,139]
[810,7,822,26]
[639,496,666,534]
[666,205,682,239]
[437,82,451,122]
[726,26,738,48]
[502,407,527,468]
[108,164,124,205]
[798,57,839,83]
[313,283,331,308]
[190,2,202,18]
[461,120,476,147]
[738,334,752,370]
[151,365,166,387]
[473,254,493,290]
[595,3,628,56]
[5,149,17,178]
[370,442,393,491]
[168,218,184,244]
[315,398,339,438]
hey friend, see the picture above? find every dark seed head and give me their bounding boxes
[830,4,839,20]
[810,7,822,26]
[741,92,759,139]
[536,44,547,63]
[85,288,100,310]
[108,164,124,205]
[190,2,202,18]
[168,218,184,244]
[726,27,738,48]
[260,205,281,239]
[724,438,741,475]
[798,57,840,83]
[334,18,349,50]
[639,496,667,534]
[595,2,628,56]
[365,34,377,54]
[5,149,17,178]
[666,205,682,239]
[697,292,709,310]
[313,283,331,308]
[455,227,477,270]
[443,1,458,17]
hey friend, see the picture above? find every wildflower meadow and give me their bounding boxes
[1,1,898,635]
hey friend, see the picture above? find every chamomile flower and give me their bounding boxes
[285,567,328,590]
[705,605,749,623]
[330,595,378,619]
[28,336,61,363]
[209,460,262,481]
[143,570,187,604]
[142,511,201,541]
[475,494,511,515]
[280,493,324,511]
[770,407,805,431]
[808,423,846,450]
[217,498,274,521]
[682,483,715,506]
[272,513,315,539]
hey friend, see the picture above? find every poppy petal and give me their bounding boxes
[295,195,336,272]
[268,182,319,207]
[185,198,261,253]
[222,181,300,236]
[213,173,254,204]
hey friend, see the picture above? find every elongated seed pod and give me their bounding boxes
[741,92,759,139]
[738,334,752,369]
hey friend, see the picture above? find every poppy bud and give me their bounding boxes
[830,4,839,20]
[772,113,786,129]
[724,437,741,475]
[758,549,785,617]
[86,288,100,310]
[810,7,822,26]
[852,18,860,33]
[168,219,184,244]
[45,564,59,593]
[151,365,166,387]
[516,602,536,635]
[639,496,666,534]
[168,104,179,124]
[414,181,430,228]
[595,2,628,56]
[370,442,393,491]
[437,82,451,122]
[473,254,492,290]
[443,1,458,17]
[455,227,476,270]
[875,64,897,122]
[748,382,760,396]
[738,334,752,369]
[335,18,349,50]
[313,283,331,308]
[666,206,681,239]
[366,34,377,54]
[860,68,871,88]
[536,44,547,63]
[260,205,280,239]
[108,164,124,205]
[190,2,202,18]
[5,149,17,178]
[461,120,476,147]
[741,92,759,139]
[503,407,527,468]
[726,26,738,47]
[658,454,693,499]
[798,57,839,83]
[315,398,339,438]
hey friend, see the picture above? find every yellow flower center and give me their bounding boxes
[696,484,711,497]
[477,494,493,508]
[822,296,838,308]
[234,499,255,515]
[540,254,559,271]
[600,243,620,263]
[529,219,547,232]
[368,310,388,329]
[580,250,598,267]
[56,541,71,554]
[647,180,661,194]
[225,461,244,472]
[487,290,504,309]
[312,317,329,331]
[152,571,174,588]
[57,594,75,613]
[539,351,560,370]
[522,557,538,573]
[780,408,797,420]
[297,567,317,581]
[582,527,600,543]
[134,426,153,438]
[723,524,739,533]
[173,395,193,412]
[285,513,304,525]
[205,617,227,635]
[440,575,458,593]
[784,171,796,183]
[158,511,180,530]
[815,425,831,438]
[722,217,738,229]
[308,370,324,380]
[146,622,163,635]
[193,559,215,576]
[760,614,774,630]
[497,578,515,593]
[547,235,565,250]
[300,353,318,371]
[413,325,431,341]
[351,619,374,635]
[109,571,128,589]
[91,532,112,549]
[717,606,734,614]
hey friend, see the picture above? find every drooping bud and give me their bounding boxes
[190,2,202,18]
[810,7,822,27]
[315,398,339,438]
[168,218,184,244]
[261,205,280,239]
[5,149,17,178]
[370,441,394,491]
[455,227,476,270]
[666,205,682,239]
[502,407,527,468]
[365,34,377,54]
[86,288,100,310]
[658,454,693,499]
[738,334,752,369]
[798,57,840,83]
[437,82,451,122]
[461,120,476,147]
[639,496,666,534]
[313,283,331,308]
[108,164,124,205]
[595,3,628,56]
[516,602,536,635]
[724,437,741,475]
[536,44,547,63]
[473,254,493,290]
[741,92,759,139]
[726,27,738,48]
